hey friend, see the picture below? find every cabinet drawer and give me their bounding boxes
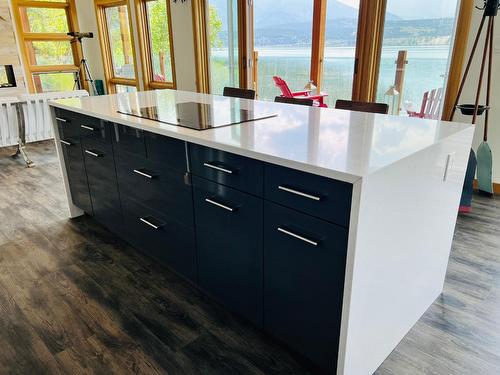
[264,164,352,228]
[263,202,348,373]
[79,115,112,145]
[144,132,187,172]
[116,152,193,227]
[112,123,146,158]
[83,141,121,222]
[55,109,80,139]
[193,176,263,326]
[59,137,93,214]
[189,144,263,196]
[121,197,197,282]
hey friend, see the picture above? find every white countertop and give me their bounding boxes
[50,89,473,183]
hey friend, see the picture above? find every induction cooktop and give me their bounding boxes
[117,101,277,130]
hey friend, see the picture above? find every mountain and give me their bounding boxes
[209,1,451,48]
[209,0,390,31]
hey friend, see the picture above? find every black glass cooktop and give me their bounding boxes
[117,101,277,130]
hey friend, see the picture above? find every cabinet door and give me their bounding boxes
[193,176,263,326]
[264,202,348,373]
[82,141,122,231]
[59,137,93,214]
[121,197,197,282]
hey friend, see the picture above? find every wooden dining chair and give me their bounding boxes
[335,99,389,114]
[223,87,256,100]
[274,96,314,106]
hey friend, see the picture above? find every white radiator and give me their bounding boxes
[20,90,89,143]
[0,97,20,148]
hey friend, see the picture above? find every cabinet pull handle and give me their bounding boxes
[205,198,234,212]
[278,186,321,201]
[133,169,155,179]
[81,125,96,131]
[84,150,102,157]
[60,139,72,146]
[140,217,164,230]
[277,227,318,246]
[55,117,68,123]
[203,162,233,174]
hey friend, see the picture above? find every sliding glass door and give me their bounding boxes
[207,0,240,95]
[375,0,460,116]
[216,0,463,112]
[253,0,314,100]
[321,0,360,106]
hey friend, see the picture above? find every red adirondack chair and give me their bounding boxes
[273,76,328,108]
[405,88,443,119]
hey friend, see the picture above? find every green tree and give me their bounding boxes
[209,5,223,48]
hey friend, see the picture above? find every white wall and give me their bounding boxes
[454,8,500,184]
[74,0,106,88]
[75,0,198,93]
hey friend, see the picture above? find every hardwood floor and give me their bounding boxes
[1,142,499,374]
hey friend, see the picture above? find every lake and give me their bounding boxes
[210,45,452,110]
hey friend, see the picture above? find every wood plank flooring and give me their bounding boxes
[1,142,499,375]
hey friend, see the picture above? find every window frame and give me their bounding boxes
[198,0,472,114]
[134,0,176,90]
[11,0,83,93]
[94,0,139,94]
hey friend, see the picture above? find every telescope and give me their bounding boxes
[67,32,94,39]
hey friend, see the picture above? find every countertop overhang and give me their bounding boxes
[50,89,473,184]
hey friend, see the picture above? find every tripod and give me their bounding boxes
[450,0,497,123]
[72,37,99,96]
[452,0,498,207]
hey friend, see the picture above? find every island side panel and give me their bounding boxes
[339,127,474,375]
[50,106,84,218]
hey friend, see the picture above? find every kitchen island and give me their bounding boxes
[49,89,473,375]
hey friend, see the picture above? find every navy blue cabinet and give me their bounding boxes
[81,127,122,232]
[193,176,263,326]
[58,136,93,215]
[189,143,263,196]
[58,112,353,373]
[112,124,146,158]
[263,201,348,373]
[264,164,352,228]
[121,197,197,281]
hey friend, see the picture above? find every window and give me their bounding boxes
[95,0,138,93]
[11,0,81,93]
[194,0,470,119]
[207,0,239,95]
[135,0,176,89]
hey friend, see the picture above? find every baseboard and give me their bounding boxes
[473,180,500,194]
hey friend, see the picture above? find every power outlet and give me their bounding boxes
[443,153,455,182]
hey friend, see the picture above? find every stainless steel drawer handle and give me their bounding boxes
[278,186,321,201]
[205,198,234,212]
[140,217,164,230]
[277,227,318,246]
[133,169,156,179]
[60,139,72,146]
[84,150,102,157]
[203,162,233,174]
[55,117,68,123]
[81,125,96,131]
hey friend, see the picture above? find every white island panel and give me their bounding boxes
[339,127,474,375]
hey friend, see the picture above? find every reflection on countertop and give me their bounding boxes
[51,89,473,183]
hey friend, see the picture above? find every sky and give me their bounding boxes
[336,0,459,19]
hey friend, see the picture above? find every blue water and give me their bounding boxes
[210,45,451,111]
